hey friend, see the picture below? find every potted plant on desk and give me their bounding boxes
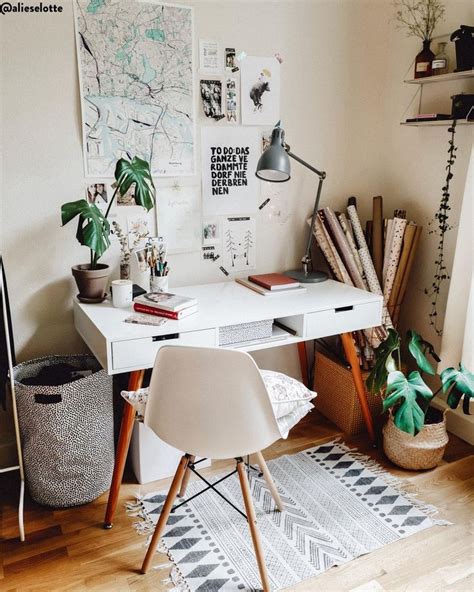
[367,329,473,470]
[61,157,155,302]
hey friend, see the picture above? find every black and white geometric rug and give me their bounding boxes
[128,441,449,591]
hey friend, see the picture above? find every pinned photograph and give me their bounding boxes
[200,80,223,120]
[226,77,238,123]
[86,183,109,207]
[202,245,218,261]
[117,182,137,206]
[225,47,236,71]
[134,247,148,273]
[202,218,220,245]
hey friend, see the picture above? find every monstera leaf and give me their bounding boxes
[407,330,440,376]
[383,370,433,435]
[440,364,474,415]
[61,200,110,260]
[366,328,400,394]
[114,156,155,211]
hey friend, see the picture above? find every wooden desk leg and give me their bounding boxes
[340,332,376,445]
[104,369,144,529]
[297,342,309,387]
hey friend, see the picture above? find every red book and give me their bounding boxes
[133,303,198,319]
[248,273,300,291]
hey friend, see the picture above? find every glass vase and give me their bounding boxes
[432,42,449,76]
[414,39,435,79]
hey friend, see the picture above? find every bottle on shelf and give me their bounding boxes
[414,39,435,79]
[432,42,449,76]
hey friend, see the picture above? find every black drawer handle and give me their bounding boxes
[152,333,180,342]
[335,305,353,313]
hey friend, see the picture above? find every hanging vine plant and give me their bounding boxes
[424,120,457,336]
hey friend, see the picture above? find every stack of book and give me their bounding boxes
[236,273,307,296]
[133,292,198,320]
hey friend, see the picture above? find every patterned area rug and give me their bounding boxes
[128,441,448,591]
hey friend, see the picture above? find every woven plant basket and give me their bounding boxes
[383,412,449,470]
[313,350,382,435]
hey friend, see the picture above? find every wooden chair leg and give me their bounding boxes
[297,341,309,387]
[255,451,283,511]
[237,460,271,592]
[141,455,190,574]
[178,455,195,498]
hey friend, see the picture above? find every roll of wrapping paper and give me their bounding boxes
[338,212,365,279]
[347,204,393,331]
[311,214,354,285]
[365,220,373,253]
[382,219,394,286]
[387,222,417,320]
[322,208,367,291]
[383,217,408,307]
[392,225,422,326]
[372,196,383,285]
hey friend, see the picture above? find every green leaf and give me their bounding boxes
[383,370,433,435]
[407,330,438,375]
[61,199,110,259]
[114,156,155,211]
[440,363,474,414]
[366,328,400,394]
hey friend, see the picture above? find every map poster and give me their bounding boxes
[223,217,256,272]
[241,56,280,126]
[74,0,195,177]
[201,126,260,215]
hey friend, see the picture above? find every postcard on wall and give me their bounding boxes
[157,186,201,254]
[225,47,236,71]
[226,77,238,123]
[202,217,220,245]
[241,56,280,126]
[199,39,221,74]
[200,80,223,120]
[201,126,260,215]
[223,217,256,272]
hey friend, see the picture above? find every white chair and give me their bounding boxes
[140,345,288,591]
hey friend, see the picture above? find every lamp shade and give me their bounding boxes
[255,126,291,182]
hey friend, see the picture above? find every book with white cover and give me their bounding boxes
[133,292,197,312]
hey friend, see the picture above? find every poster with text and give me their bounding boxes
[241,56,280,126]
[201,126,260,215]
[223,217,256,272]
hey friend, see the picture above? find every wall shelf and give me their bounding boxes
[404,70,474,85]
[401,118,472,127]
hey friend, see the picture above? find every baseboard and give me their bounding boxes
[431,399,474,445]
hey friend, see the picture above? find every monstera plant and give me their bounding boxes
[367,328,473,469]
[62,157,155,302]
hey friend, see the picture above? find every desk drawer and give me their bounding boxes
[304,301,382,339]
[112,329,216,371]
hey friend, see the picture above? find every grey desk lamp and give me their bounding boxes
[255,125,328,283]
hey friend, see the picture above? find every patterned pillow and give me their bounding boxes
[121,370,316,438]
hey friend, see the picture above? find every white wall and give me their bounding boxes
[0,0,472,464]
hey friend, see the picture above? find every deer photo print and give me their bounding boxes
[241,56,280,125]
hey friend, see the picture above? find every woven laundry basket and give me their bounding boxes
[383,413,449,470]
[313,350,382,435]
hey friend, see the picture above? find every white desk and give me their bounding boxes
[73,279,383,527]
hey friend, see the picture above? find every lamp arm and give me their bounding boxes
[287,150,326,179]
[286,150,326,273]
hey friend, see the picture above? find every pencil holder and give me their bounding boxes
[150,275,169,293]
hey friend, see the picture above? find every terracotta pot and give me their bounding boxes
[383,412,448,470]
[71,264,110,303]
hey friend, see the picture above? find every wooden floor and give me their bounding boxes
[1,411,473,592]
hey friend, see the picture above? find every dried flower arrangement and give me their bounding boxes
[393,0,445,41]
